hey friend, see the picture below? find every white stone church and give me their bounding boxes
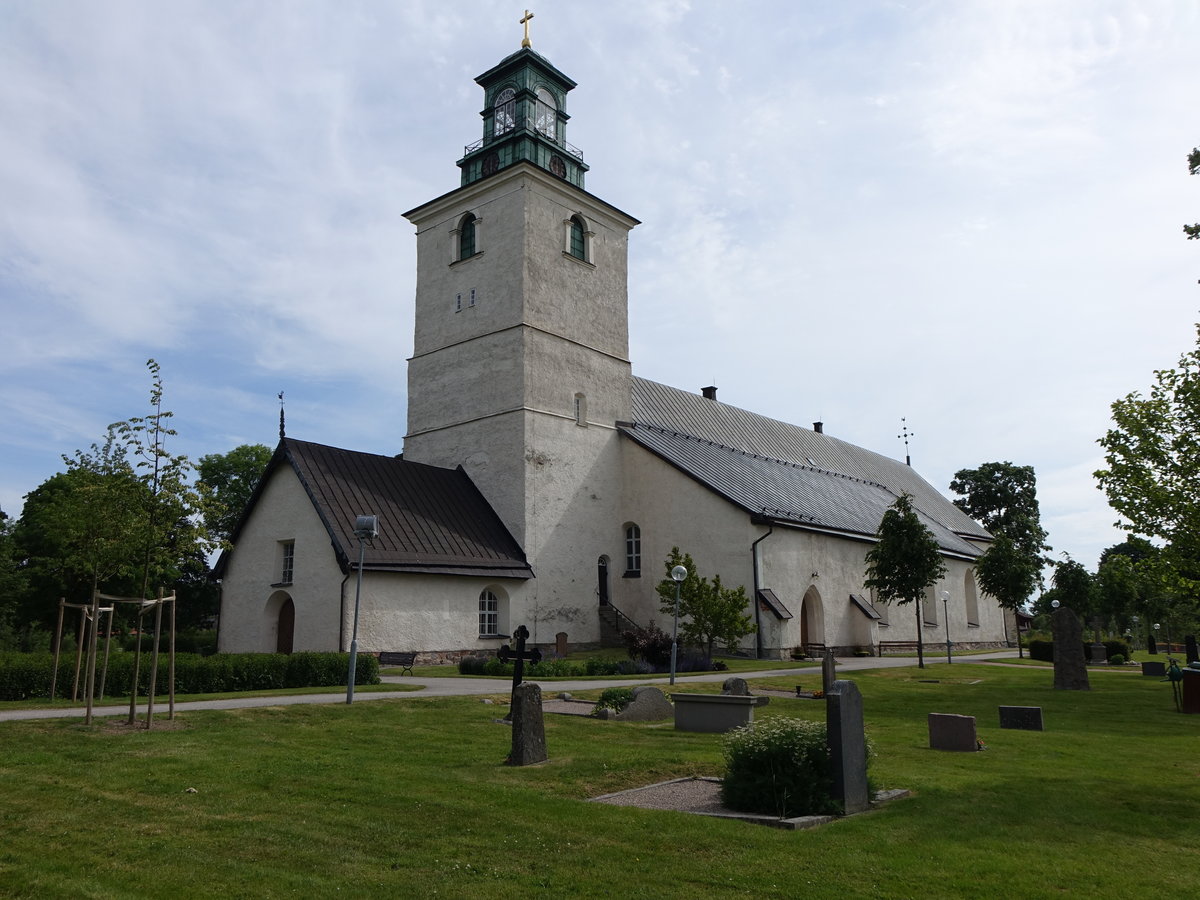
[216,42,1006,661]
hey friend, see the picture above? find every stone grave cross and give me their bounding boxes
[498,624,542,712]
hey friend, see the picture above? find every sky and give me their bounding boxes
[1,1,1196,573]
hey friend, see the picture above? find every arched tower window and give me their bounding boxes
[535,87,557,139]
[493,88,516,136]
[573,392,587,426]
[624,524,641,576]
[965,570,980,626]
[569,216,586,260]
[459,213,477,260]
[923,586,939,626]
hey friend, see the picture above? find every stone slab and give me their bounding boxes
[928,713,978,752]
[1141,661,1166,678]
[615,686,674,722]
[827,679,869,814]
[998,705,1044,731]
[672,693,769,733]
[508,682,547,766]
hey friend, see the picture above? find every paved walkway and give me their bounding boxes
[0,650,1018,723]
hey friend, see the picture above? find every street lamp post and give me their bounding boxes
[669,565,687,685]
[940,590,952,664]
[346,515,378,705]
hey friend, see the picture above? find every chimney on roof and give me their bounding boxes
[813,421,824,434]
[701,386,717,400]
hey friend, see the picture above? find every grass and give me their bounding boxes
[1,663,1197,898]
[0,682,419,711]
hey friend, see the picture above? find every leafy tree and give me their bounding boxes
[1095,323,1200,582]
[196,443,273,542]
[1186,146,1199,240]
[0,510,32,647]
[655,547,755,661]
[950,462,1050,561]
[864,493,948,668]
[974,533,1041,657]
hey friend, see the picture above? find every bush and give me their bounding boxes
[1104,640,1130,661]
[584,657,622,676]
[1028,639,1054,662]
[675,650,713,673]
[720,716,840,817]
[1109,653,1127,666]
[592,686,634,715]
[616,658,653,675]
[621,623,673,668]
[457,655,489,675]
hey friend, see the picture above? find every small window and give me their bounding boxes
[459,214,477,260]
[478,588,507,637]
[455,292,462,312]
[923,586,939,627]
[535,88,557,139]
[493,88,516,136]
[871,588,888,626]
[573,393,587,427]
[569,216,586,260]
[469,288,476,308]
[279,540,295,585]
[965,570,980,626]
[624,524,641,575]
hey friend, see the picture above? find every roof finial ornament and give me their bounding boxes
[519,9,534,48]
[279,391,286,440]
[898,417,914,467]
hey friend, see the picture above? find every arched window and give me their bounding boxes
[535,88,557,139]
[870,588,889,626]
[478,588,507,637]
[493,88,516,136]
[923,586,939,626]
[573,392,587,426]
[965,570,980,626]
[624,524,641,576]
[568,216,586,260]
[459,214,477,260]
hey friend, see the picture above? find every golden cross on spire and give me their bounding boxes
[519,9,534,48]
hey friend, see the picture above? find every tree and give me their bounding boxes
[197,444,273,543]
[655,547,755,661]
[1186,146,1199,240]
[950,461,1050,561]
[864,493,948,669]
[974,533,1041,657]
[1095,323,1200,582]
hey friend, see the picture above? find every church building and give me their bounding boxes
[216,38,1004,661]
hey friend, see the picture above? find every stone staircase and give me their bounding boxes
[597,602,640,648]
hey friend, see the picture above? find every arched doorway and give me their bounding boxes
[799,586,824,652]
[597,556,610,605]
[276,598,294,654]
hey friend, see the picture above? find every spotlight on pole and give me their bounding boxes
[346,515,378,705]
[669,565,687,685]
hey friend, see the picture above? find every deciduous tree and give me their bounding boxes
[197,443,273,543]
[655,547,755,662]
[864,494,947,668]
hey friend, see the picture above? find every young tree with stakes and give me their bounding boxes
[864,494,948,669]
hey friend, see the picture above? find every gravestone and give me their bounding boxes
[555,631,568,657]
[507,682,547,766]
[1186,635,1198,665]
[998,706,1044,731]
[613,686,673,722]
[498,624,542,720]
[822,649,837,693]
[928,713,978,751]
[1051,607,1090,691]
[827,679,869,814]
[1148,635,1158,655]
[721,677,750,696]
[1142,660,1166,678]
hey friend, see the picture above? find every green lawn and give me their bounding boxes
[1,663,1196,898]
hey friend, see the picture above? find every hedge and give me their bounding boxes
[0,652,379,702]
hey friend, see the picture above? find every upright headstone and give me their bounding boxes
[555,631,568,657]
[1186,634,1198,665]
[928,713,978,751]
[508,682,547,766]
[721,677,750,696]
[998,706,1044,731]
[1051,607,1090,691]
[613,686,674,721]
[822,649,837,693]
[826,679,869,814]
[1148,634,1158,655]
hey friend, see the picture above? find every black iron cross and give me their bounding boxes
[498,624,542,693]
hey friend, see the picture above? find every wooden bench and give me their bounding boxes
[877,641,922,656]
[378,651,417,675]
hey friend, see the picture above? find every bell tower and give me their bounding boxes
[402,34,640,598]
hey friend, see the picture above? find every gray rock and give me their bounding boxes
[508,682,547,766]
[721,677,750,696]
[614,686,674,722]
[1052,607,1090,691]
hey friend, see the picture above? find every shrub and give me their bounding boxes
[1028,639,1054,662]
[584,657,621,676]
[1109,653,1127,666]
[1104,640,1130,661]
[675,650,713,673]
[721,716,841,817]
[621,623,672,667]
[457,655,489,675]
[615,658,653,675]
[592,686,634,715]
[526,657,576,677]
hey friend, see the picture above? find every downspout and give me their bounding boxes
[751,522,775,660]
[339,572,351,652]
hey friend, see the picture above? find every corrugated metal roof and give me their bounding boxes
[850,593,884,621]
[220,439,532,580]
[757,588,793,620]
[630,377,990,547]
